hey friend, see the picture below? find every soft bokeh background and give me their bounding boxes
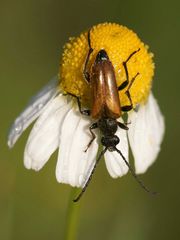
[1,0,180,239]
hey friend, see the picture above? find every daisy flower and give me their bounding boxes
[8,23,165,199]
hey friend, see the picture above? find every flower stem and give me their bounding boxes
[64,188,81,240]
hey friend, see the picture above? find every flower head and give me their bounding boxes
[8,23,164,196]
[60,23,154,107]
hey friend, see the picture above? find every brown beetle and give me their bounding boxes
[68,30,154,202]
[90,49,122,119]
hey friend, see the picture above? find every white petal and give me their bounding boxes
[24,95,71,171]
[128,92,165,174]
[8,76,59,148]
[104,119,129,178]
[56,108,99,187]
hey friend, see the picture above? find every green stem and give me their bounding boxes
[64,188,81,240]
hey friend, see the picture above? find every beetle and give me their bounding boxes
[68,30,155,202]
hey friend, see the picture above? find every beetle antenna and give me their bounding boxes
[115,147,157,195]
[73,147,108,203]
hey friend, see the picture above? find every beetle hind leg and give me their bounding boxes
[118,48,140,91]
[118,49,140,112]
[121,72,139,112]
[83,29,93,83]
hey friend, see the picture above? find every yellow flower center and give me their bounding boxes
[59,22,154,108]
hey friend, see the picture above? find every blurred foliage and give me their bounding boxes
[0,0,180,239]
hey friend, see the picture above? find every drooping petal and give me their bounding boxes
[24,95,71,171]
[128,92,165,174]
[56,108,99,188]
[104,119,129,178]
[8,77,59,148]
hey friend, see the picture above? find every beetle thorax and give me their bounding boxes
[98,118,117,136]
[98,118,119,151]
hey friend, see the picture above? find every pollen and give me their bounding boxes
[59,22,154,108]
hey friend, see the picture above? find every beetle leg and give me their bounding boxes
[84,122,98,152]
[118,48,140,91]
[121,72,139,112]
[67,92,90,116]
[117,121,129,130]
[118,80,128,91]
[118,48,140,112]
[83,30,93,83]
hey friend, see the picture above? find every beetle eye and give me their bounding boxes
[113,135,120,145]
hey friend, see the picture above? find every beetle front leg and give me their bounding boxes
[84,122,98,152]
[117,121,129,130]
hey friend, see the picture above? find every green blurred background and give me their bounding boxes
[0,0,180,239]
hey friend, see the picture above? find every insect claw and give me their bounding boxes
[84,148,88,153]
